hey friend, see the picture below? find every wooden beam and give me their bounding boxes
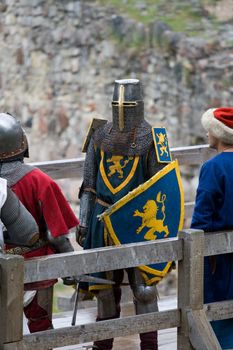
[29,145,216,180]
[205,300,233,321]
[0,254,24,344]
[177,229,204,350]
[171,144,216,165]
[22,309,180,349]
[3,342,23,350]
[184,201,194,219]
[30,157,84,180]
[204,230,233,256]
[24,238,182,283]
[187,309,221,350]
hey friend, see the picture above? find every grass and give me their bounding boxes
[97,0,219,35]
[53,279,75,313]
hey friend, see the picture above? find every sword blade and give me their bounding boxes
[75,274,115,285]
[71,275,114,326]
[71,286,79,326]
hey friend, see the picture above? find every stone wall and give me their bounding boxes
[0,0,232,201]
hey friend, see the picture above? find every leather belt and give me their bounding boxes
[6,239,47,255]
[96,198,111,208]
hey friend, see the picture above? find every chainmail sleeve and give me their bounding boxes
[78,137,98,230]
[83,137,98,190]
[147,146,166,179]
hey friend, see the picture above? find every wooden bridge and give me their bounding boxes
[0,145,231,350]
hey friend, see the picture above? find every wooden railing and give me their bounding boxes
[31,144,216,219]
[30,144,215,180]
[1,144,226,350]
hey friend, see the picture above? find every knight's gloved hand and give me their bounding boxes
[62,276,77,286]
[76,225,87,247]
[47,234,74,253]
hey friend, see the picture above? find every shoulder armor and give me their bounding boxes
[82,118,108,153]
[152,126,172,163]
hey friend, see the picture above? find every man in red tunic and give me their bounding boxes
[0,113,79,333]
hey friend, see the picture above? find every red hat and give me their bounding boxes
[201,107,233,144]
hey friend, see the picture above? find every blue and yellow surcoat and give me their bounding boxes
[85,148,149,252]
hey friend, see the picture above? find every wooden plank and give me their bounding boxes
[171,144,216,165]
[29,145,215,180]
[205,300,233,321]
[22,309,180,349]
[52,297,177,350]
[184,202,194,219]
[3,342,23,350]
[177,229,204,350]
[30,157,84,180]
[24,238,183,283]
[187,309,221,350]
[0,254,24,344]
[178,229,204,308]
[204,230,233,256]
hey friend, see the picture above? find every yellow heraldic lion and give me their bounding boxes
[156,132,169,157]
[107,155,133,179]
[133,191,169,240]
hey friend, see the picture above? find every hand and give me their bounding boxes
[75,225,87,247]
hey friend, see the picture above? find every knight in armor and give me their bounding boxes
[77,79,166,350]
[0,113,79,333]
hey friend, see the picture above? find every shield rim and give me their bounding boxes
[100,160,184,281]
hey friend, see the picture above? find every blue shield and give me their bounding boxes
[152,127,172,163]
[100,160,184,284]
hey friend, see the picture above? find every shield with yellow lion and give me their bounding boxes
[99,160,184,284]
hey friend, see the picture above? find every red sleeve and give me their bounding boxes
[13,168,79,238]
[38,173,79,237]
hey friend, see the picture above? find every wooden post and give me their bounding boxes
[0,253,24,349]
[187,309,221,350]
[2,343,24,350]
[177,229,204,350]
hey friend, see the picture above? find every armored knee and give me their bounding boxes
[132,285,158,314]
[133,284,157,304]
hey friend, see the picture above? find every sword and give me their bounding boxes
[71,275,115,326]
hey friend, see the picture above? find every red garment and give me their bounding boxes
[24,293,53,333]
[12,168,78,238]
[9,167,79,290]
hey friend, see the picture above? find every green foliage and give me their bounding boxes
[222,78,232,89]
[53,280,74,313]
[200,0,220,4]
[111,29,147,50]
[98,0,160,24]
[97,0,218,34]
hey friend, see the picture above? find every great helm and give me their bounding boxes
[0,113,29,161]
[112,79,144,132]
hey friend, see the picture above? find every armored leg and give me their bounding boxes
[93,285,122,350]
[24,287,54,333]
[127,268,158,350]
[139,331,158,350]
